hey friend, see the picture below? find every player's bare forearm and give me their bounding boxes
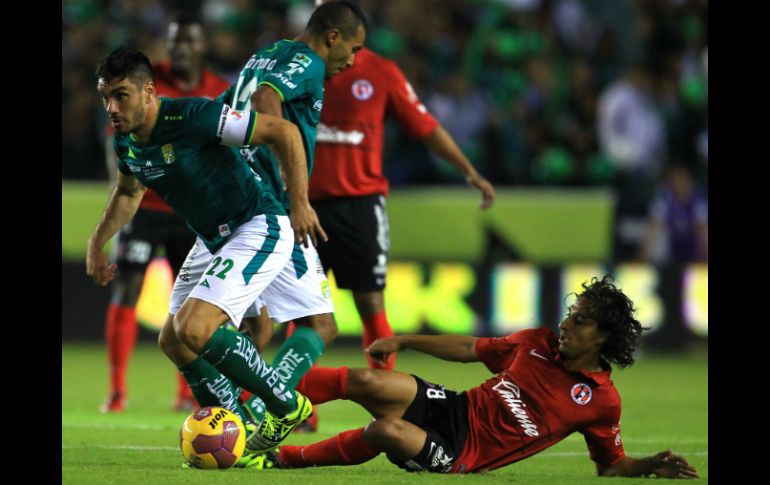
[597,451,700,479]
[423,125,496,209]
[248,107,326,246]
[251,88,310,209]
[367,335,478,364]
[88,174,145,250]
[86,173,144,286]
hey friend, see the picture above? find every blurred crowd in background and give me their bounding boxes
[62,0,707,262]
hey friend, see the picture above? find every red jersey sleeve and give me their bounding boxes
[581,406,626,467]
[384,61,438,139]
[475,329,544,374]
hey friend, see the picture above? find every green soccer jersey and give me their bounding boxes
[218,40,325,211]
[113,97,285,253]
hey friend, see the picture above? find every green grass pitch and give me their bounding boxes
[62,342,708,484]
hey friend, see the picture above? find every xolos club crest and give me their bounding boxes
[571,383,592,405]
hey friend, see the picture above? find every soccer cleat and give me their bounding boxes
[173,396,198,413]
[245,392,313,452]
[99,392,126,413]
[292,409,318,433]
[235,449,283,469]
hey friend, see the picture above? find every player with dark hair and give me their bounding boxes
[201,0,367,452]
[243,276,699,479]
[264,0,495,380]
[89,44,316,452]
[100,14,231,414]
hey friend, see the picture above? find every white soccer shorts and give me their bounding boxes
[169,214,293,325]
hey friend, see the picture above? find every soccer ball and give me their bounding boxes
[180,406,246,469]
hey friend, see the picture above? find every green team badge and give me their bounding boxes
[161,144,176,164]
[127,146,136,159]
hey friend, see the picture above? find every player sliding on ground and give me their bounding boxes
[242,276,700,478]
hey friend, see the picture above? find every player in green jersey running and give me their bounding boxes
[88,45,314,451]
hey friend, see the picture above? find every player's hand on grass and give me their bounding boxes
[466,173,496,210]
[366,336,403,365]
[86,242,117,286]
[290,201,328,248]
[651,450,700,479]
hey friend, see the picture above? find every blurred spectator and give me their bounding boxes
[63,0,708,243]
[598,61,666,260]
[426,71,493,182]
[640,164,707,264]
[597,63,666,180]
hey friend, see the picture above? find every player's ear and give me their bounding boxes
[144,81,156,103]
[596,331,610,346]
[326,29,340,48]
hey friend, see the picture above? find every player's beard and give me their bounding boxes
[121,102,147,136]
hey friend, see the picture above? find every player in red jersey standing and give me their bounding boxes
[100,13,231,413]
[244,276,700,479]
[307,41,495,372]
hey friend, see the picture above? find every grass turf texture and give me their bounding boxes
[62,343,708,484]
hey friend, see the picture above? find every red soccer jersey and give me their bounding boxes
[134,61,230,212]
[453,328,625,473]
[308,48,438,201]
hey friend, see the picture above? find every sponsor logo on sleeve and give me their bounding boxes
[218,105,231,138]
[292,53,312,68]
[270,72,297,89]
[218,224,231,237]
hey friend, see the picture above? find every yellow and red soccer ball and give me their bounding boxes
[179,406,246,469]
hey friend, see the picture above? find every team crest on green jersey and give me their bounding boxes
[161,144,176,164]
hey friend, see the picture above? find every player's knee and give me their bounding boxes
[299,313,338,344]
[158,318,182,358]
[353,291,385,315]
[347,368,381,394]
[364,418,406,448]
[158,328,173,355]
[173,313,208,352]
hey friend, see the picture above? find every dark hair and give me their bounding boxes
[95,45,154,87]
[306,0,368,38]
[169,11,202,28]
[576,275,645,368]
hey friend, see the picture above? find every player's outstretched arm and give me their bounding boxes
[366,335,479,365]
[86,172,146,286]
[423,125,496,209]
[597,450,700,479]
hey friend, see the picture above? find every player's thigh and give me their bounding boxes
[169,238,212,318]
[185,214,293,326]
[346,368,419,418]
[386,425,460,473]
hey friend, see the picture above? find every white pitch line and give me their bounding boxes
[536,451,708,458]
